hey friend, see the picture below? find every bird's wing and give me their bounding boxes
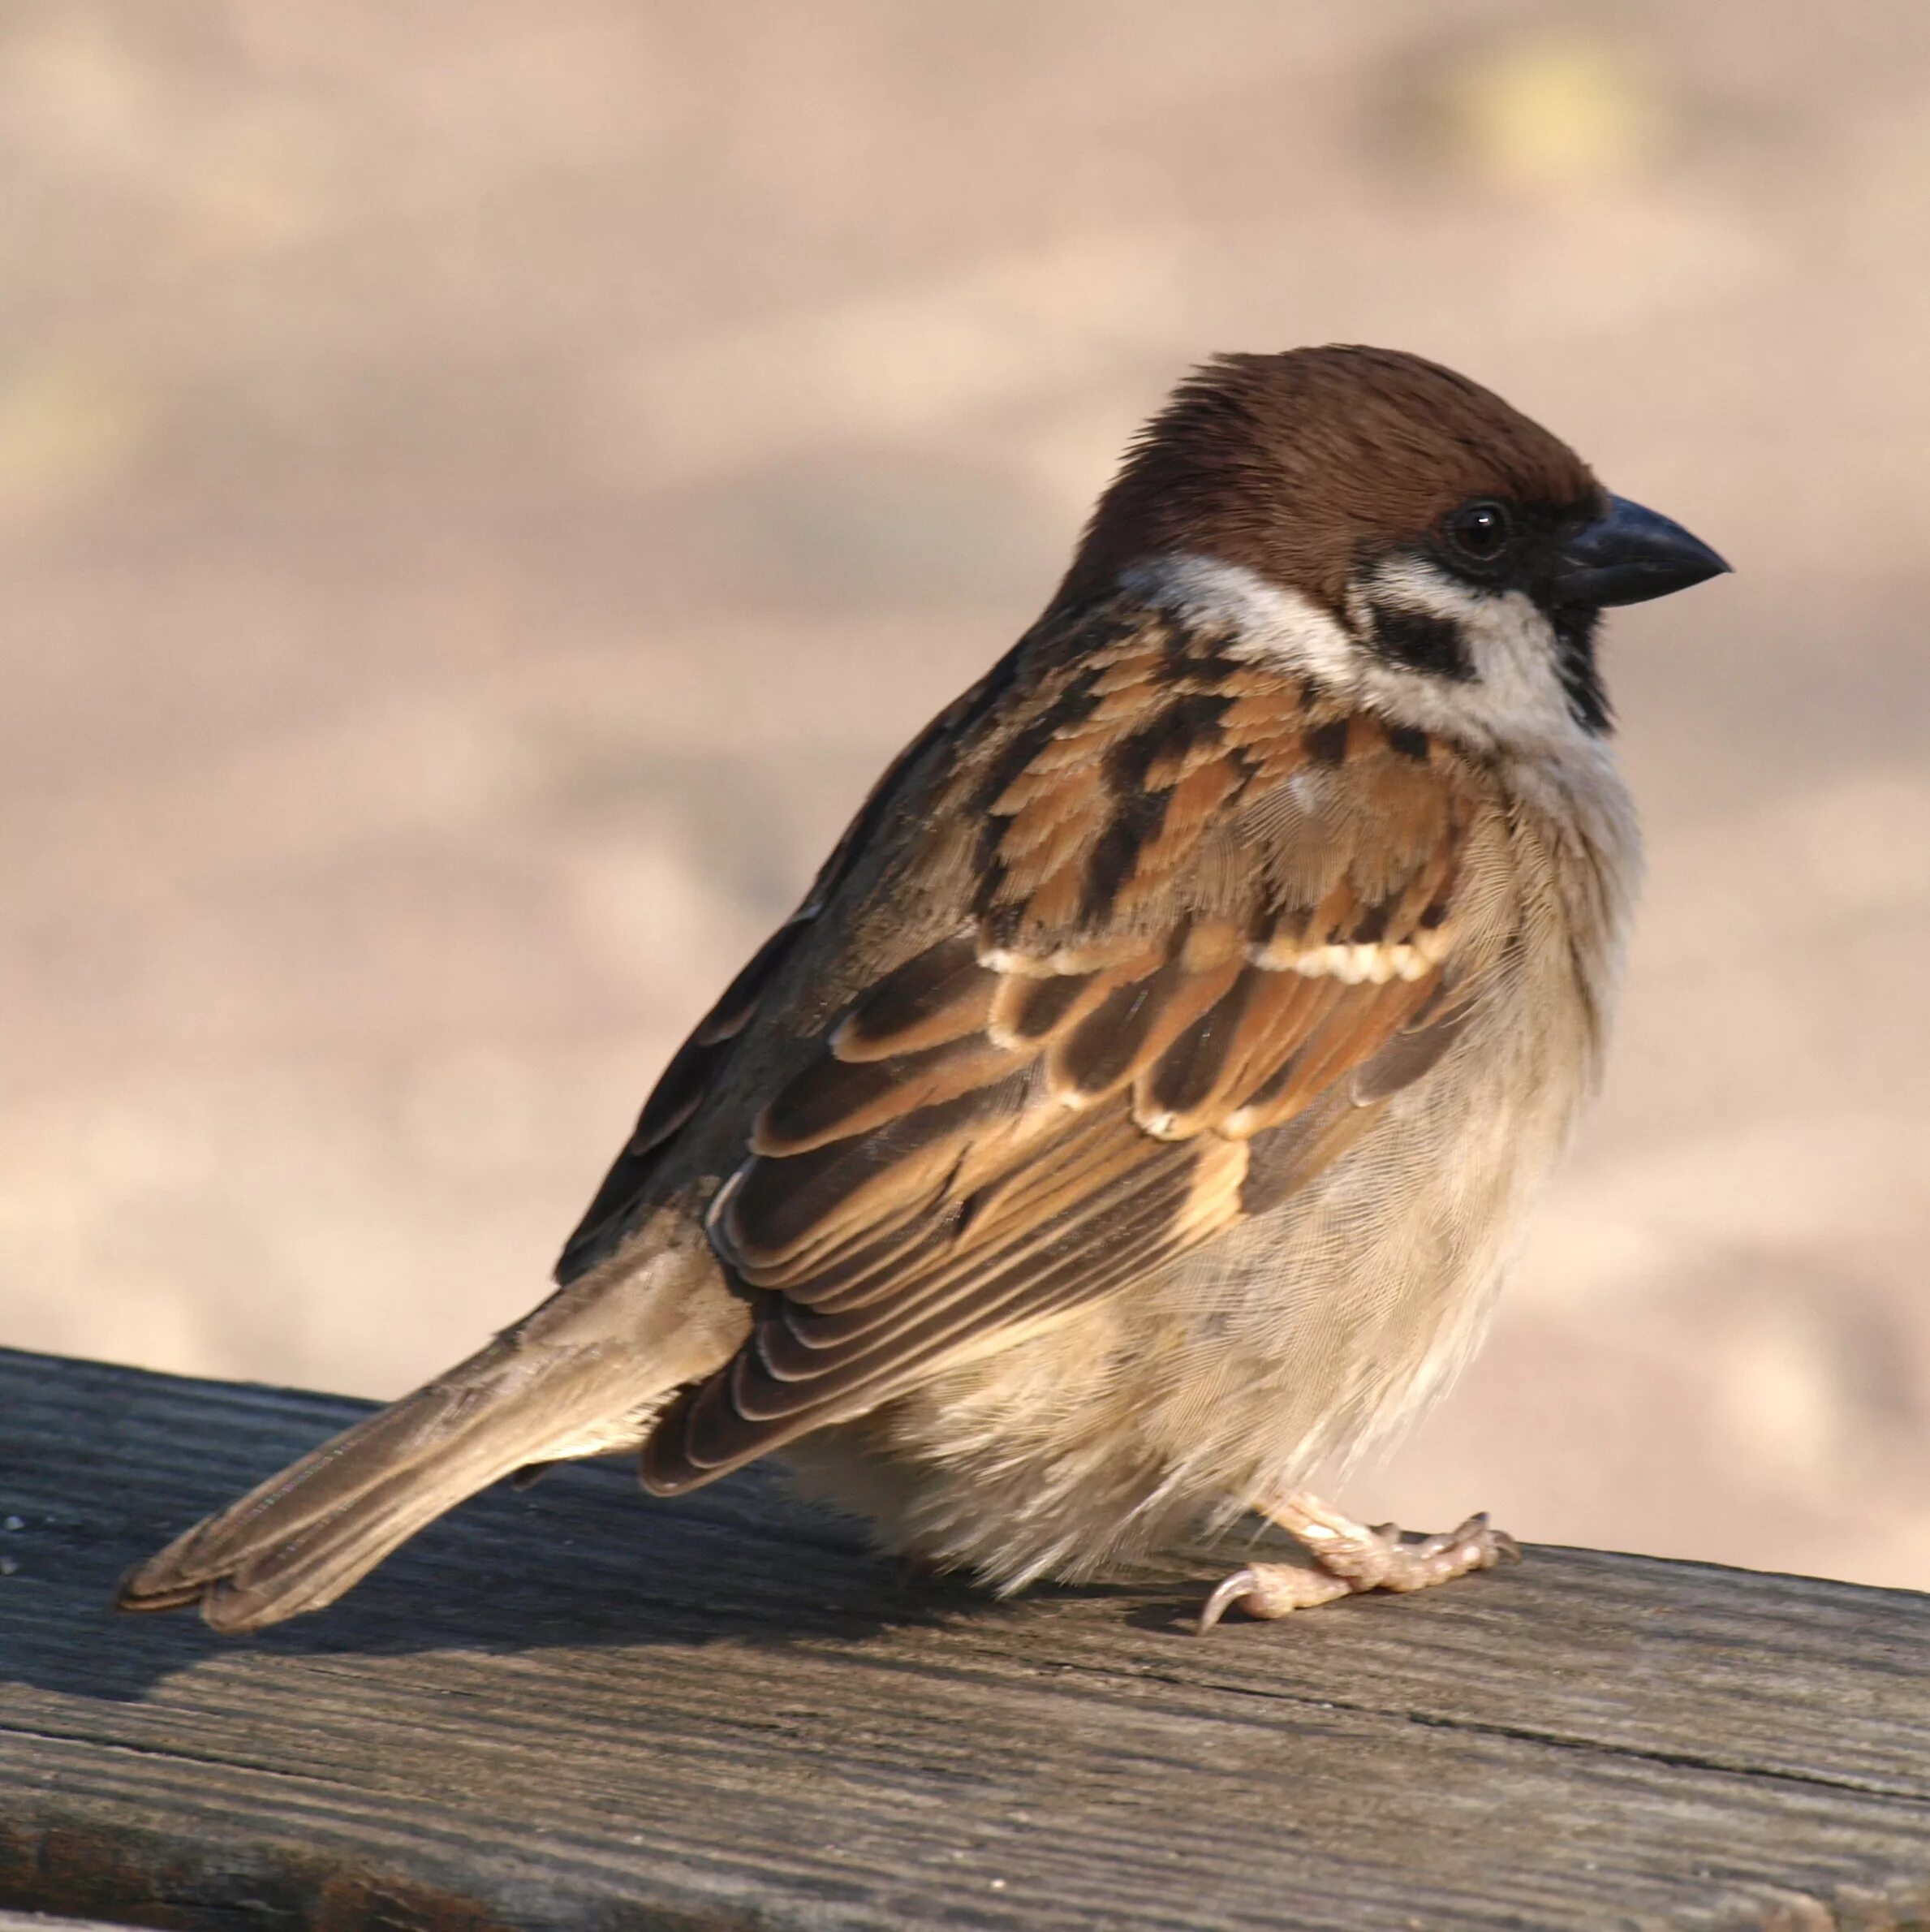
[566,599,1506,1491]
[552,659,1007,1284]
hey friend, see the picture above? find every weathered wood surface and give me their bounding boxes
[2,1347,1928,1932]
[0,1913,123,1930]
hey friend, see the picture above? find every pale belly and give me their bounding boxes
[780,976,1596,1590]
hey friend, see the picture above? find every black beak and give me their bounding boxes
[1553,495,1730,609]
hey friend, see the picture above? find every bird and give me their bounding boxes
[117,346,1728,1636]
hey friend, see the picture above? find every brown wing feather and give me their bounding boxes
[553,659,1018,1282]
[631,598,1501,1493]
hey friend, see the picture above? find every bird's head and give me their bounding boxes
[1062,346,1728,747]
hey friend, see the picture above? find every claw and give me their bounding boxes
[1197,1499,1517,1632]
[1197,1567,1261,1635]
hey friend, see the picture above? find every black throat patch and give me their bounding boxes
[1550,606,1611,733]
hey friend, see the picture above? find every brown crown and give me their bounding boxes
[1058,347,1604,615]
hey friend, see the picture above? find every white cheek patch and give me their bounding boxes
[1350,558,1582,751]
[1122,551,1592,757]
[1122,554,1359,686]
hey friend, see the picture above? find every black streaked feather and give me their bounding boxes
[1001,971,1098,1041]
[835,936,993,1059]
[1052,955,1183,1096]
[722,1080,1025,1272]
[1142,969,1257,1118]
[1301,718,1350,764]
[1080,783,1170,921]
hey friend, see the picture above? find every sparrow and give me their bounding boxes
[118,346,1728,1636]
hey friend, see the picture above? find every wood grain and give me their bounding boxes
[2,1346,1928,1931]
[0,1913,127,1931]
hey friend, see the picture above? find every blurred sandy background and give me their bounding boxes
[2,1,1928,1589]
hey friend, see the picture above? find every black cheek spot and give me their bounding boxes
[1366,602,1475,682]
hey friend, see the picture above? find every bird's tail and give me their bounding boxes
[117,1227,743,1632]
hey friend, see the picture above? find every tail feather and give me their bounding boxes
[118,1227,747,1632]
[118,1343,654,1632]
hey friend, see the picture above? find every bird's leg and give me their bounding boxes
[1197,1490,1519,1632]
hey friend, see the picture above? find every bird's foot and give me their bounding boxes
[1197,1491,1519,1633]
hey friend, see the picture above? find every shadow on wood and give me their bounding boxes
[2,1346,1928,1930]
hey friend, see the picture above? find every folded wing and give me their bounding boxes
[611,602,1504,1490]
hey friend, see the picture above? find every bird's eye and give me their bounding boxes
[1443,499,1514,567]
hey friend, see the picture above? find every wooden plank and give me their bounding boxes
[0,1913,129,1931]
[2,1344,1928,1931]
